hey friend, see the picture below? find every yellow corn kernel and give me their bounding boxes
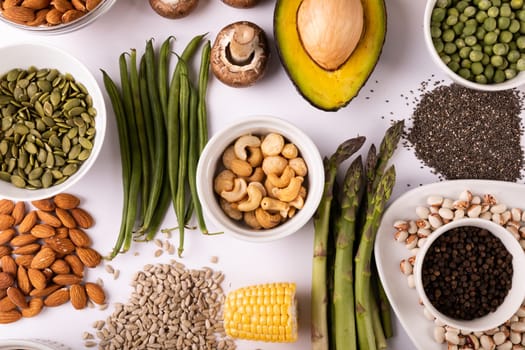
[223,282,298,343]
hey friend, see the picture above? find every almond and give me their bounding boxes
[36,210,62,228]
[0,289,5,299]
[42,267,53,281]
[31,223,56,238]
[69,283,87,309]
[12,243,40,255]
[30,247,56,269]
[55,208,76,228]
[70,208,93,229]
[16,265,32,295]
[0,199,14,215]
[27,268,47,290]
[85,0,101,11]
[2,0,24,9]
[21,0,50,9]
[0,296,16,312]
[31,198,55,211]
[52,273,81,286]
[11,201,26,225]
[0,228,15,245]
[53,193,80,210]
[50,0,72,11]
[68,228,91,248]
[44,287,69,307]
[0,309,22,323]
[75,247,100,268]
[55,226,69,238]
[71,0,85,11]
[44,236,75,255]
[29,283,60,297]
[0,246,11,259]
[50,259,70,275]
[0,272,14,289]
[61,8,82,22]
[84,282,105,304]
[21,297,43,317]
[7,286,27,308]
[18,211,37,233]
[26,7,49,25]
[64,254,83,277]
[44,7,62,24]
[0,255,17,276]
[0,214,14,230]
[15,255,34,269]
[2,6,35,24]
[10,233,38,246]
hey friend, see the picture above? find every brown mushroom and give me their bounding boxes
[221,0,258,9]
[211,21,269,87]
[149,0,198,19]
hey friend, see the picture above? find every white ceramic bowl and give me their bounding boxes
[0,339,70,350]
[0,43,106,201]
[0,0,115,35]
[414,218,525,332]
[196,116,324,242]
[424,0,525,91]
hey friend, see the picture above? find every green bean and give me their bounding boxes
[101,70,131,259]
[197,41,211,154]
[129,49,150,226]
[139,56,155,163]
[145,177,171,241]
[158,36,174,121]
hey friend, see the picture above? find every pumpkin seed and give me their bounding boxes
[0,172,10,182]
[62,163,77,176]
[79,137,93,150]
[28,167,43,180]
[10,175,25,188]
[68,144,81,160]
[41,170,53,188]
[62,136,71,154]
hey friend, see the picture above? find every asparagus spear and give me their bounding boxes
[332,156,364,350]
[312,136,365,350]
[355,166,396,350]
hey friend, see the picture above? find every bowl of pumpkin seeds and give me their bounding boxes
[0,42,106,201]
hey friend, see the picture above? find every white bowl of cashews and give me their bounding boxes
[196,115,324,242]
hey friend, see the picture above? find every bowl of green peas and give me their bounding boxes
[424,0,525,90]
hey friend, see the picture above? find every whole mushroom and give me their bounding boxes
[149,0,198,19]
[211,21,269,87]
[221,0,258,8]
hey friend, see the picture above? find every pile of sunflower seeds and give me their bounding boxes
[406,83,524,181]
[84,260,236,349]
[393,190,525,349]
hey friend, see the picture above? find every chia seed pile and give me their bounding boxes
[421,226,513,320]
[406,84,524,181]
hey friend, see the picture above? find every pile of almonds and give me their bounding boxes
[0,0,103,27]
[0,193,105,324]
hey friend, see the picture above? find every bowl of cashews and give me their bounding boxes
[196,115,324,242]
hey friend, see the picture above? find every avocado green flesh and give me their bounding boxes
[274,0,387,111]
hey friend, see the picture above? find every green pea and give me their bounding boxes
[487,6,499,17]
[507,49,521,62]
[455,38,466,48]
[443,28,456,42]
[484,64,495,79]
[472,43,483,51]
[434,39,445,53]
[444,42,458,54]
[484,17,497,31]
[431,25,442,38]
[459,14,469,22]
[436,0,450,8]
[448,8,460,17]
[509,19,521,33]
[471,61,485,74]
[461,58,472,68]
[476,10,489,23]
[518,10,525,21]
[516,58,525,70]
[456,0,469,12]
[501,3,512,17]
[491,54,505,66]
[464,5,477,17]
[511,0,523,9]
[448,61,461,72]
[446,15,459,26]
[505,68,518,79]
[440,54,452,64]
[493,42,509,55]
[500,31,514,44]
[479,0,492,9]
[463,23,478,35]
[498,16,511,30]
[520,22,525,34]
[476,26,487,39]
[432,8,447,22]
[464,35,477,46]
[483,44,494,54]
[458,68,472,79]
[470,49,484,61]
[517,36,525,48]
[459,46,473,58]
[451,53,461,62]
[491,0,501,7]
[494,69,506,82]
[484,31,499,44]
[475,74,488,83]
[482,53,491,65]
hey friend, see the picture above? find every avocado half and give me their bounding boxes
[274,0,387,111]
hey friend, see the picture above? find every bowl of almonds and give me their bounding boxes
[196,115,324,242]
[0,42,106,201]
[0,0,115,34]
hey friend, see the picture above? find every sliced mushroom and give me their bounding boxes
[211,21,269,87]
[149,0,198,19]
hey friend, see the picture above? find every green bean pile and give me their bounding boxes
[431,0,525,84]
[101,35,212,259]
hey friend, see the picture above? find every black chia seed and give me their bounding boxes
[406,84,524,181]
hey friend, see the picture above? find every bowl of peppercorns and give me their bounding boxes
[424,0,525,90]
[413,217,525,332]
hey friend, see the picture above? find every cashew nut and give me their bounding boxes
[288,207,297,218]
[234,134,261,160]
[272,176,304,202]
[247,146,263,167]
[221,177,248,202]
[244,210,262,229]
[222,145,237,170]
[261,132,285,156]
[244,166,265,183]
[281,143,299,159]
[255,207,281,229]
[289,194,304,210]
[220,198,243,220]
[230,159,253,177]
[262,155,288,175]
[267,165,295,188]
[289,157,308,177]
[214,169,236,195]
[237,182,264,212]
[260,197,290,218]
[264,177,279,199]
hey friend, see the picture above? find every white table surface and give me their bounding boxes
[0,0,461,349]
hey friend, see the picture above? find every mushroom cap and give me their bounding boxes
[221,0,258,8]
[149,0,198,19]
[211,21,269,88]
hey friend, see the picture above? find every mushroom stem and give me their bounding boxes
[229,24,257,65]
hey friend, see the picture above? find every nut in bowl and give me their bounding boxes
[424,0,525,91]
[0,43,106,201]
[196,116,324,242]
[413,218,525,332]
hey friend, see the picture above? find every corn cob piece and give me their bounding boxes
[223,282,298,342]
